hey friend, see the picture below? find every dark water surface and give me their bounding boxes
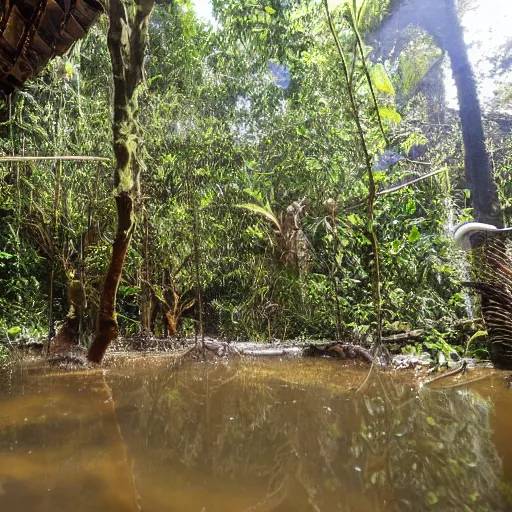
[1,356,512,512]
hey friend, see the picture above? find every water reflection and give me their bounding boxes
[0,358,511,511]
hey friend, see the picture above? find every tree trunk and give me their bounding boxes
[140,210,152,334]
[417,0,507,367]
[437,0,502,227]
[382,0,504,227]
[88,196,136,362]
[372,0,503,225]
[87,0,154,364]
[50,277,86,354]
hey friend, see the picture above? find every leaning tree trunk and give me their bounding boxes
[87,0,154,364]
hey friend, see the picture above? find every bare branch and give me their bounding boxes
[377,167,446,196]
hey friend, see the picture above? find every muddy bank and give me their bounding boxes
[3,335,495,379]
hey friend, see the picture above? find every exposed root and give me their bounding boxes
[422,360,467,387]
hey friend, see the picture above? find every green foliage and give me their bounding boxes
[0,344,9,364]
[397,31,443,96]
[7,326,21,337]
[370,63,395,96]
[1,0,508,353]
[424,328,456,359]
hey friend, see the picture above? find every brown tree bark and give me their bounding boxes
[140,210,153,335]
[87,0,154,364]
[50,277,86,354]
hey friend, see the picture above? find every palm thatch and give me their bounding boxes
[0,0,103,94]
[464,235,512,368]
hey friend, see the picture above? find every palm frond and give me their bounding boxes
[237,203,283,234]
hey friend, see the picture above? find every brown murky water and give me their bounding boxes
[0,356,512,512]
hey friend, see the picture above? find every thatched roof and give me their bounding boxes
[0,0,103,94]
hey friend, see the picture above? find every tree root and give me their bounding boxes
[422,360,467,387]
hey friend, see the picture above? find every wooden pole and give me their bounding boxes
[0,155,110,162]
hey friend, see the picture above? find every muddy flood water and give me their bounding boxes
[1,357,512,512]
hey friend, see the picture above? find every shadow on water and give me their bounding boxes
[1,357,512,511]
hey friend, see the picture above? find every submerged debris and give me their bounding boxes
[47,352,92,369]
[392,352,433,370]
[304,342,374,363]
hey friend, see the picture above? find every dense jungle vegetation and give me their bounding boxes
[0,0,511,362]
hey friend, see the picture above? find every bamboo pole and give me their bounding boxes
[0,155,110,162]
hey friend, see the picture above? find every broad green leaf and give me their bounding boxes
[374,170,386,183]
[468,330,488,343]
[296,125,308,137]
[119,286,139,297]
[347,214,362,225]
[7,326,21,336]
[370,63,395,96]
[65,61,73,76]
[390,239,402,255]
[148,74,163,86]
[408,225,421,242]
[379,107,401,125]
[264,6,276,15]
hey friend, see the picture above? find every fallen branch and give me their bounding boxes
[202,340,301,358]
[242,347,303,356]
[422,360,467,386]
[183,339,371,361]
[342,167,448,212]
[377,167,446,196]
